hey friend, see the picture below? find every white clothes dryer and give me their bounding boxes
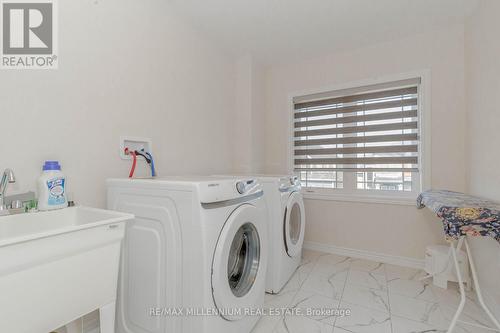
[255,175,305,294]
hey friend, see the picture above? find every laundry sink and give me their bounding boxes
[0,206,134,333]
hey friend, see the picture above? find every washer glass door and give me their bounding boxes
[227,222,260,297]
[284,192,305,258]
[211,203,265,321]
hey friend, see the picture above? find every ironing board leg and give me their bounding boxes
[463,237,500,331]
[447,237,466,333]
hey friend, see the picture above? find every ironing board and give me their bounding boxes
[417,190,500,333]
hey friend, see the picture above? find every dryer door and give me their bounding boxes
[212,204,265,321]
[283,191,305,258]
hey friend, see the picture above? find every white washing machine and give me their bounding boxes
[215,175,305,294]
[107,176,268,333]
[256,175,305,294]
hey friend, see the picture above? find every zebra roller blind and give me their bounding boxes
[293,78,420,174]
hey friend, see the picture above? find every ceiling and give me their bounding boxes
[168,0,480,65]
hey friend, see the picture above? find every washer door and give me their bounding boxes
[212,204,264,321]
[283,192,305,258]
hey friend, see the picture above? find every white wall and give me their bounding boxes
[233,56,254,173]
[2,0,497,324]
[0,0,236,208]
[251,60,266,173]
[465,0,500,318]
[0,1,238,331]
[232,55,266,173]
[261,25,467,259]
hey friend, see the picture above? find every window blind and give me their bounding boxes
[293,78,420,173]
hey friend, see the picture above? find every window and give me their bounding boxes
[293,77,422,198]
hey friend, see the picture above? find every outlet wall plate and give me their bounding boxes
[120,136,152,160]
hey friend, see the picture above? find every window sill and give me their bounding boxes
[301,189,418,206]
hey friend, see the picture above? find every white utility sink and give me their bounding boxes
[0,206,134,333]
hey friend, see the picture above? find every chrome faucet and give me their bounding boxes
[0,169,16,210]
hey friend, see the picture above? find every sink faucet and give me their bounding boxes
[0,169,16,210]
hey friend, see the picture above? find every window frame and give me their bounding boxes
[287,71,432,206]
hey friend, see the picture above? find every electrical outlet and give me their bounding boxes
[120,136,152,160]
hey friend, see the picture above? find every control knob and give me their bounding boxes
[236,182,246,194]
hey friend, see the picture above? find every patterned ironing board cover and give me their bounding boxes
[417,190,500,243]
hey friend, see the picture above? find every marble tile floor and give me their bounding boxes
[252,249,497,333]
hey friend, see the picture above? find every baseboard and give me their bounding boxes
[304,241,424,269]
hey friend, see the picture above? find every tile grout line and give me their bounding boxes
[333,256,352,331]
[297,253,322,291]
[387,267,466,332]
[347,262,393,333]
[299,254,490,333]
[340,262,394,331]
[297,252,352,331]
[278,252,458,333]
[270,252,324,333]
[383,264,395,333]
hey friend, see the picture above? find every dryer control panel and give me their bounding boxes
[279,176,301,193]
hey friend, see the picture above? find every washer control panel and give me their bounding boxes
[198,178,262,204]
[236,179,255,194]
